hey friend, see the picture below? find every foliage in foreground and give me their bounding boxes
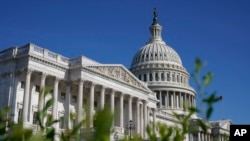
[0,58,226,141]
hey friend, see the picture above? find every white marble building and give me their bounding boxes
[0,10,230,141]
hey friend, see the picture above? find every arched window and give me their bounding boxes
[138,74,141,80]
[161,72,164,81]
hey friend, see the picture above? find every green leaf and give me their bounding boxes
[202,72,213,87]
[195,57,202,73]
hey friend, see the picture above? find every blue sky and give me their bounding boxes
[0,0,249,124]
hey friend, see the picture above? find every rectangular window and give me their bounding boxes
[155,73,159,81]
[72,95,77,103]
[149,73,152,81]
[35,85,40,92]
[18,109,22,123]
[61,92,66,100]
[161,73,164,81]
[21,81,25,89]
[167,73,170,81]
[33,112,38,124]
[59,116,64,129]
[144,74,147,82]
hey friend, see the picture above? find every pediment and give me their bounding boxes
[85,65,149,91]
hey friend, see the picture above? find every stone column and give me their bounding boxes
[89,82,95,128]
[119,93,124,129]
[52,77,60,129]
[144,101,148,139]
[65,81,71,129]
[176,93,179,109]
[76,79,84,124]
[22,69,32,124]
[159,91,162,108]
[128,95,132,121]
[166,91,168,108]
[197,132,200,141]
[38,73,46,112]
[140,104,143,137]
[136,98,140,134]
[173,92,176,108]
[171,93,174,108]
[152,72,155,81]
[110,90,115,114]
[153,108,156,132]
[100,86,105,109]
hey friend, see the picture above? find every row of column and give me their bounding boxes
[138,71,188,85]
[21,69,154,138]
[76,80,153,138]
[157,91,196,109]
[22,69,60,129]
[190,132,211,141]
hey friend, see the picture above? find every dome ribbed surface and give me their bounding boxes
[131,42,182,68]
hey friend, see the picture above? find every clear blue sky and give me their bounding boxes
[1,0,249,124]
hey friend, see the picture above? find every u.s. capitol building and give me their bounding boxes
[0,10,230,141]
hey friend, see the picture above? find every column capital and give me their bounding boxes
[90,82,96,88]
[41,72,47,78]
[78,79,84,84]
[54,77,61,83]
[25,68,33,75]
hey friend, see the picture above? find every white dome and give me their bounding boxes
[130,15,182,69]
[131,42,182,68]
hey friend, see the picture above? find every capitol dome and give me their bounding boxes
[130,12,182,69]
[130,9,196,114]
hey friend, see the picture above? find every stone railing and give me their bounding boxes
[28,44,69,65]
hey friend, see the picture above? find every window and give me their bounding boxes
[59,116,64,129]
[72,95,77,103]
[35,85,40,92]
[177,75,179,82]
[138,74,141,80]
[144,74,147,82]
[167,73,170,81]
[21,81,25,89]
[172,73,175,82]
[61,92,66,100]
[155,73,159,81]
[161,73,164,81]
[18,109,22,123]
[149,73,152,81]
[33,112,38,124]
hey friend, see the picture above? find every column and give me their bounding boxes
[171,93,174,108]
[153,108,156,132]
[38,73,46,112]
[159,91,162,108]
[140,104,143,137]
[128,95,132,121]
[144,101,148,139]
[166,91,168,108]
[152,72,155,81]
[173,92,176,108]
[176,93,179,109]
[198,132,200,141]
[100,86,105,109]
[65,81,71,129]
[76,79,84,124]
[119,93,124,129]
[89,82,95,128]
[22,69,32,124]
[52,77,60,129]
[136,98,140,134]
[110,90,115,114]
